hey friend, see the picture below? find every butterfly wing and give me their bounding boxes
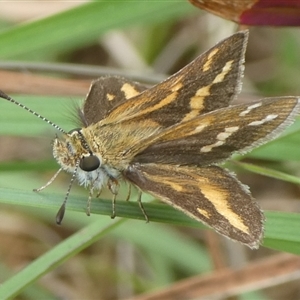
[124,163,264,248]
[102,31,248,127]
[130,97,300,166]
[80,76,147,126]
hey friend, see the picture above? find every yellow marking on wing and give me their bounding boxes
[160,116,213,141]
[138,92,178,116]
[181,85,210,122]
[213,60,234,83]
[171,81,183,92]
[197,208,210,219]
[164,180,183,192]
[102,77,182,124]
[200,184,250,234]
[160,118,210,140]
[121,83,141,99]
[181,110,199,122]
[145,173,184,192]
[123,76,182,116]
[182,59,232,123]
[202,48,219,72]
[106,93,115,101]
[191,85,210,109]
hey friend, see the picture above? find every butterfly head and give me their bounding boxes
[53,128,101,176]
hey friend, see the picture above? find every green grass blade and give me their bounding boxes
[0,187,299,254]
[264,211,300,253]
[0,1,194,60]
[0,218,126,299]
[233,161,300,184]
[248,119,300,161]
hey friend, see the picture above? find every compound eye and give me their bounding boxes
[79,155,100,171]
[68,128,81,134]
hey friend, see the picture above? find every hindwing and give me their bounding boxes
[124,163,264,249]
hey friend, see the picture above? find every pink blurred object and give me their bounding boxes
[189,0,300,26]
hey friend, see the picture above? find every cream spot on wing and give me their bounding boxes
[239,102,262,117]
[216,132,230,141]
[187,122,210,136]
[194,124,207,133]
[248,114,278,126]
[121,83,141,99]
[200,126,239,152]
[197,208,210,219]
[106,93,115,101]
[202,48,219,72]
[212,60,234,83]
[226,126,239,133]
[200,184,250,234]
[201,141,224,153]
[171,81,183,92]
[216,126,239,141]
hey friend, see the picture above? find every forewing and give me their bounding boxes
[79,76,147,126]
[124,163,263,249]
[132,97,300,166]
[102,31,248,127]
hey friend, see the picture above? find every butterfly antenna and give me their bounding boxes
[56,160,79,224]
[0,90,67,134]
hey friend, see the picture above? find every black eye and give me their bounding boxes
[68,128,81,134]
[79,155,100,172]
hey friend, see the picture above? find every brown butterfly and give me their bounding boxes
[1,31,299,249]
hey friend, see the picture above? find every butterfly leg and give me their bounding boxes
[86,186,94,216]
[96,188,102,198]
[108,177,119,219]
[137,190,149,223]
[125,183,132,202]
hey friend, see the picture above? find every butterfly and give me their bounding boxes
[1,31,299,249]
